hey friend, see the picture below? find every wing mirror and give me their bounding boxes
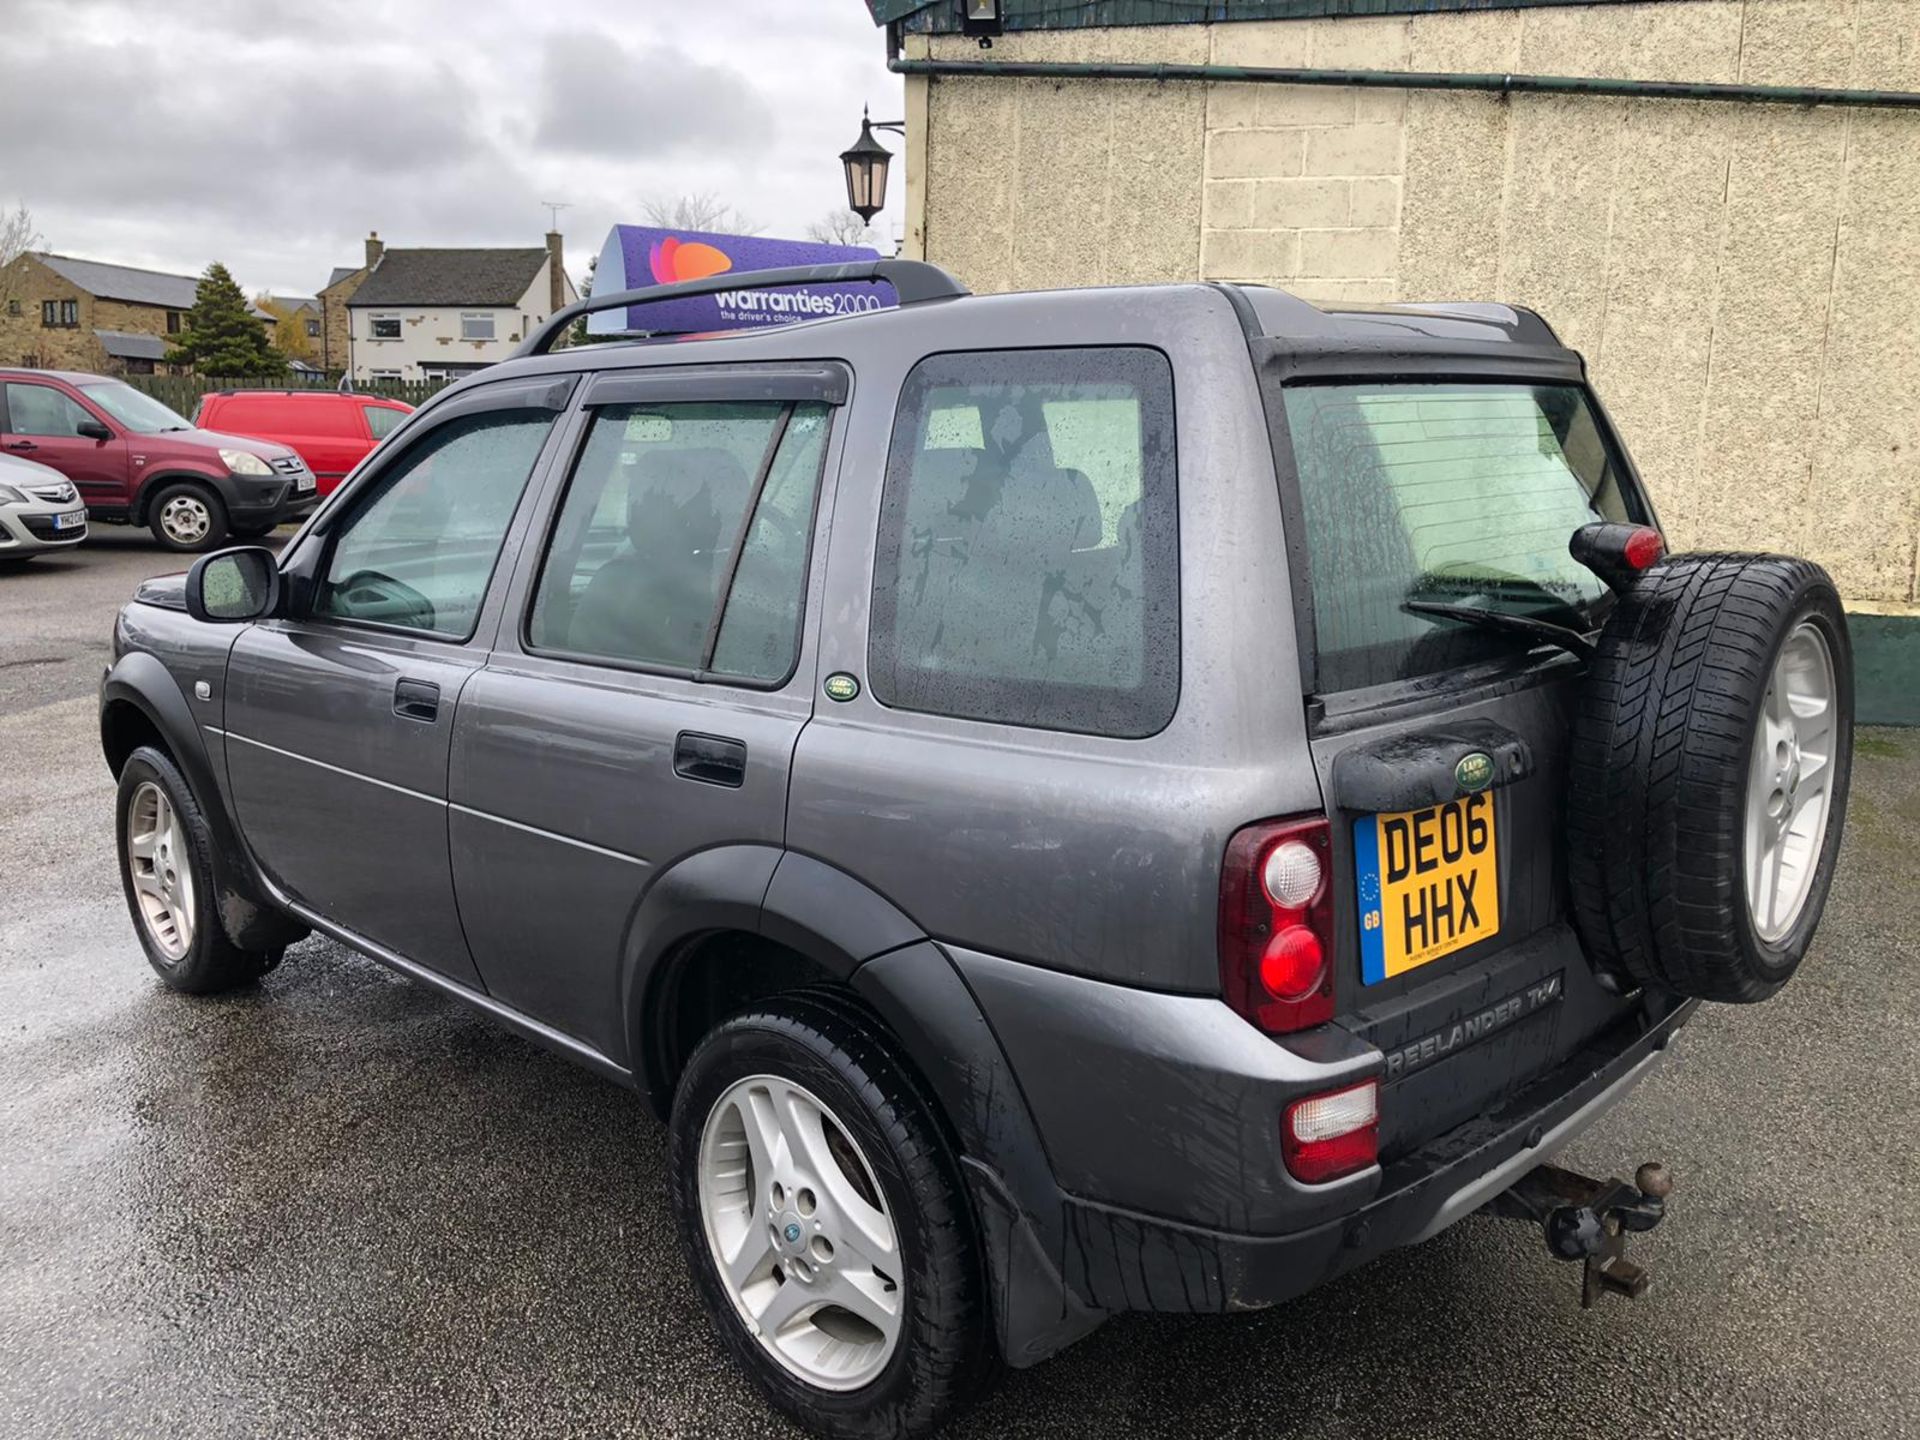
[76,419,112,441]
[185,546,283,623]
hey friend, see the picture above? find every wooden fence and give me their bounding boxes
[121,373,450,415]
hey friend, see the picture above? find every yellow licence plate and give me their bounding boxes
[1355,793,1500,984]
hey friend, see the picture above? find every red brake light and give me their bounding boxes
[1220,815,1335,1033]
[1622,526,1665,570]
[1282,1080,1379,1184]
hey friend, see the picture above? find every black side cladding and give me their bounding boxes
[1566,554,1854,1002]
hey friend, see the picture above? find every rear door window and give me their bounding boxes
[869,347,1179,737]
[363,404,405,441]
[526,400,831,685]
[1282,383,1636,693]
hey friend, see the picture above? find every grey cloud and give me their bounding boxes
[531,31,772,158]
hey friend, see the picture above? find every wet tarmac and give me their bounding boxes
[4,530,1917,1437]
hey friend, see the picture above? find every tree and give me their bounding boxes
[568,253,619,348]
[252,293,316,363]
[805,209,881,250]
[0,201,43,317]
[167,263,286,376]
[640,191,760,236]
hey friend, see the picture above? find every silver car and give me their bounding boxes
[0,451,87,559]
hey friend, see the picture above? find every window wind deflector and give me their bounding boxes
[583,365,848,409]
[1401,599,1596,663]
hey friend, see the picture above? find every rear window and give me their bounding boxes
[869,346,1179,738]
[1282,383,1636,693]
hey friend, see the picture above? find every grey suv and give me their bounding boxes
[100,262,1854,1438]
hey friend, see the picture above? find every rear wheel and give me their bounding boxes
[148,482,229,553]
[1567,555,1853,1002]
[669,997,987,1439]
[115,746,284,993]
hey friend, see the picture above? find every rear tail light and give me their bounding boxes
[1283,1080,1379,1184]
[1219,815,1335,1033]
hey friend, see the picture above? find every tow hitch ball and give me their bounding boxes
[1491,1163,1673,1307]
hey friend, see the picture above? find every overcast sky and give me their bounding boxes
[0,0,902,297]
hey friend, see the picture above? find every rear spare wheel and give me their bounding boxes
[1567,555,1853,1002]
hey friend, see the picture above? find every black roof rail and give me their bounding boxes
[515,259,969,359]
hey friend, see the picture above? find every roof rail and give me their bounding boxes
[516,259,969,358]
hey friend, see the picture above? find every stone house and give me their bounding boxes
[861,0,1920,720]
[0,252,225,375]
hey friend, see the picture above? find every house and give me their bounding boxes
[315,245,376,374]
[0,251,274,375]
[864,0,1920,723]
[342,232,576,383]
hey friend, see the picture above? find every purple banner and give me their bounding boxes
[587,225,892,336]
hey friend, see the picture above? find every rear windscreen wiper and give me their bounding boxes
[1402,599,1596,663]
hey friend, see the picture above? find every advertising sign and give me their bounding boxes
[587,225,891,336]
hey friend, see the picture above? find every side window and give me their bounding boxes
[363,405,404,441]
[869,347,1179,737]
[4,383,94,437]
[527,399,831,683]
[315,408,556,639]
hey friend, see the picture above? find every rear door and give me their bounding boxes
[447,363,844,1058]
[1274,378,1655,1156]
[221,376,573,987]
[0,380,130,508]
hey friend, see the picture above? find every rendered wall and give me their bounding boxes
[907,0,1920,615]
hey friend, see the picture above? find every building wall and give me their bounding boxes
[0,256,185,373]
[908,1,1920,613]
[346,261,571,380]
[318,268,365,373]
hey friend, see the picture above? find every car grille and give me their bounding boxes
[25,481,77,505]
[269,456,307,476]
[22,514,84,540]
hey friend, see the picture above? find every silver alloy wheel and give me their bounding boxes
[159,493,212,546]
[1744,620,1837,943]
[126,781,195,961]
[697,1074,904,1391]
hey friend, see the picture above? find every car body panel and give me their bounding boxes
[195,391,412,495]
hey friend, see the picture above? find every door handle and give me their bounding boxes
[4,440,36,452]
[393,677,440,723]
[673,731,747,788]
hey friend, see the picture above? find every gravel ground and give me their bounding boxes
[2,531,1916,1438]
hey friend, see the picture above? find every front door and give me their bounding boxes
[448,365,845,1058]
[0,380,129,507]
[222,383,569,988]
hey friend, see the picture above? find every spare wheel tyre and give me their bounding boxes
[1567,554,1853,1003]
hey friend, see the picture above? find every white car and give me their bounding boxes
[0,451,88,559]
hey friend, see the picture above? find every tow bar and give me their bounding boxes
[1490,1162,1673,1307]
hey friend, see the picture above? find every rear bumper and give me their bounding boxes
[1045,994,1694,1316]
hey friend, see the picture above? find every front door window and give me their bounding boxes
[315,408,556,639]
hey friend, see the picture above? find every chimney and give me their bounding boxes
[547,232,566,314]
[365,231,384,270]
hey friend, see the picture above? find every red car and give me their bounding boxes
[194,390,413,496]
[0,368,317,552]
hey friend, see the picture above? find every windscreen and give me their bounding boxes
[1283,383,1637,693]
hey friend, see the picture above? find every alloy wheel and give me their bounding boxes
[697,1074,904,1391]
[1743,620,1837,942]
[126,781,195,961]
